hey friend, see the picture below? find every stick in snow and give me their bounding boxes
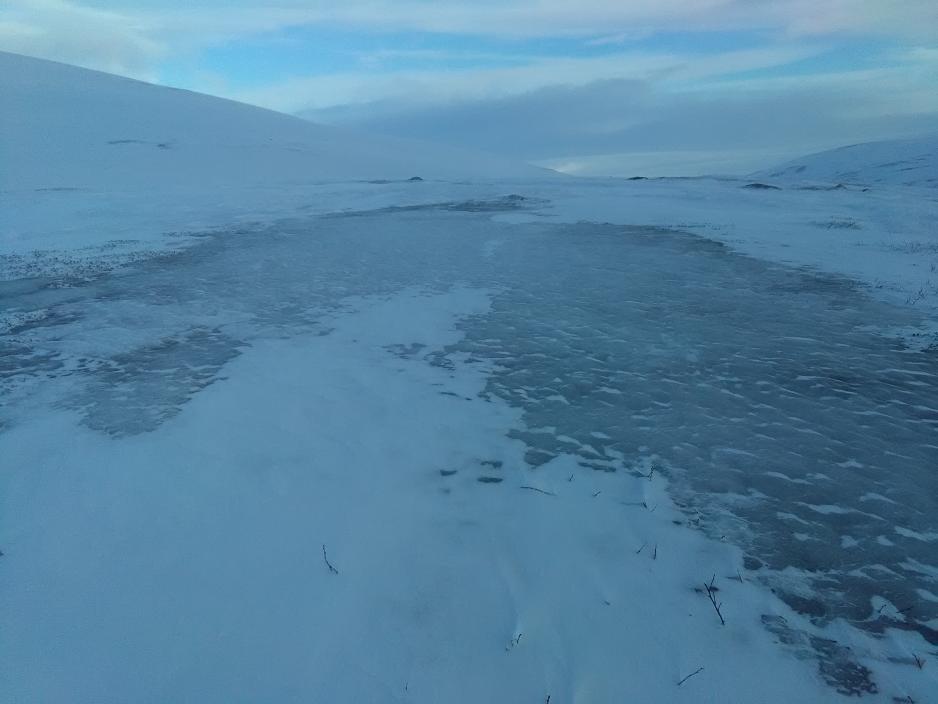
[322,544,339,575]
[704,575,725,625]
[505,632,522,653]
[912,653,925,669]
[520,485,557,496]
[677,667,704,686]
[592,490,602,498]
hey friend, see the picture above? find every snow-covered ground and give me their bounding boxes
[0,285,856,703]
[755,135,938,189]
[2,52,937,702]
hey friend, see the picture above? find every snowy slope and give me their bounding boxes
[0,51,543,194]
[755,134,938,187]
[1,50,551,258]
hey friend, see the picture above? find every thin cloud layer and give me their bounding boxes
[0,0,162,77]
[232,44,824,114]
[301,68,938,175]
[4,0,938,75]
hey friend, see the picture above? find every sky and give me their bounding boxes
[2,1,937,175]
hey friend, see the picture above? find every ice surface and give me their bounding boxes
[444,221,938,653]
[2,204,937,701]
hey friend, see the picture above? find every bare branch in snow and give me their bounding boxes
[505,632,523,653]
[677,667,704,686]
[520,485,557,496]
[704,575,725,625]
[322,544,339,575]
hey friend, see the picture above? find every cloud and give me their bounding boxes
[300,66,938,175]
[89,0,938,41]
[0,0,163,78]
[2,0,935,177]
[3,0,937,78]
[233,44,823,113]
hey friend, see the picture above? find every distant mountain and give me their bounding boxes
[0,51,544,195]
[755,135,938,188]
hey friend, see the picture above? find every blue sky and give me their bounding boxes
[2,1,937,175]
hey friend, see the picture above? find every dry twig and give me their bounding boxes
[704,575,725,625]
[322,544,339,575]
[677,667,704,686]
[520,485,557,496]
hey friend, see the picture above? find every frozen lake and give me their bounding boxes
[2,197,936,698]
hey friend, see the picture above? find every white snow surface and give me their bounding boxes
[755,134,938,189]
[0,289,847,703]
[2,53,938,703]
[0,51,544,195]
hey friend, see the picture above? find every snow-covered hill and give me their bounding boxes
[0,51,542,194]
[1,51,551,258]
[755,134,938,188]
